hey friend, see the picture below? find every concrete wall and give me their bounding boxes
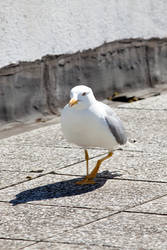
[0,0,167,68]
[0,1,167,122]
[0,38,167,121]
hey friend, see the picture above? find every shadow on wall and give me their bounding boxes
[0,38,167,122]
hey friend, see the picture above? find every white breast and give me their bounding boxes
[61,103,118,151]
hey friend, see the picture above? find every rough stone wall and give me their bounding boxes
[0,38,167,121]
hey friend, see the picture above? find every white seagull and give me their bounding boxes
[61,85,127,185]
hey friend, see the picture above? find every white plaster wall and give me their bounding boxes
[0,0,167,68]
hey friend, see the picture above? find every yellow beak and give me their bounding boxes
[69,98,78,107]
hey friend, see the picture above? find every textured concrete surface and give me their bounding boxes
[0,239,34,250]
[0,92,167,249]
[1,1,167,68]
[1,39,167,122]
[49,212,167,250]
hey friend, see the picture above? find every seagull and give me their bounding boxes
[61,85,127,185]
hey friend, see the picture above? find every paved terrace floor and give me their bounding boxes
[0,92,167,249]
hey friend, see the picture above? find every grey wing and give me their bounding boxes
[103,104,127,145]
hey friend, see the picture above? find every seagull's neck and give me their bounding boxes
[87,94,97,105]
[86,100,97,109]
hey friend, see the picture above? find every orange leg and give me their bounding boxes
[76,150,95,185]
[87,152,113,180]
[85,149,89,176]
[76,151,113,185]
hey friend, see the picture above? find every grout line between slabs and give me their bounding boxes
[0,172,51,191]
[72,193,167,228]
[20,239,115,250]
[0,152,107,190]
[123,210,167,216]
[0,199,107,211]
[0,168,166,192]
[26,192,167,247]
[59,152,106,170]
[112,177,167,184]
[0,237,36,243]
[118,107,167,111]
[122,193,167,214]
[63,192,167,230]
[1,185,167,248]
[50,171,167,185]
[0,196,166,217]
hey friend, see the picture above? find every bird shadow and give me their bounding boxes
[9,171,121,206]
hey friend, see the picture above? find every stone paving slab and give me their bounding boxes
[0,92,166,249]
[24,241,113,250]
[0,124,69,148]
[119,109,167,152]
[0,108,166,152]
[49,212,167,250]
[127,195,167,214]
[0,108,166,154]
[0,145,106,173]
[0,202,111,241]
[56,150,167,182]
[0,174,166,211]
[0,171,38,189]
[0,108,166,179]
[0,239,35,250]
[0,108,166,181]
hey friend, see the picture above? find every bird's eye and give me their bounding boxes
[82,92,86,96]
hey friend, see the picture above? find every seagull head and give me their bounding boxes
[69,85,96,109]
